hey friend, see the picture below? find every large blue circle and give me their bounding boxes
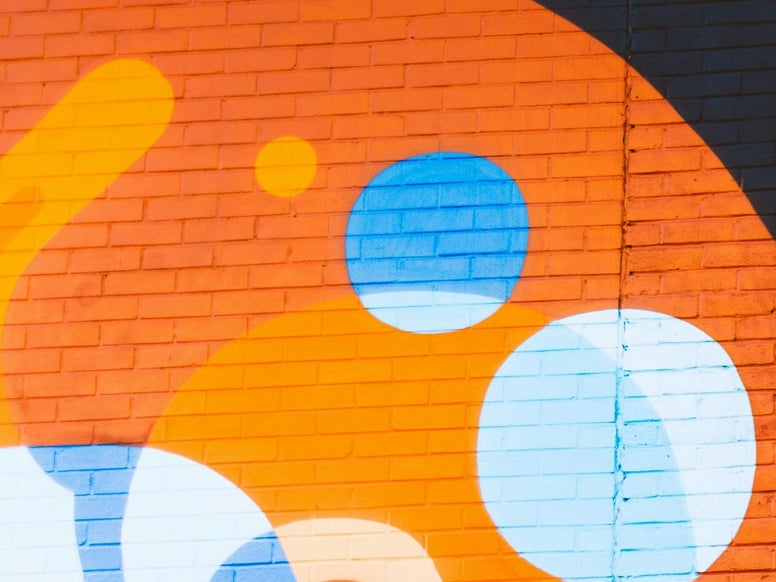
[345,152,528,333]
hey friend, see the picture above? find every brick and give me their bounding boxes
[405,110,478,136]
[519,82,588,106]
[257,69,330,95]
[551,153,622,178]
[516,130,587,154]
[135,343,208,369]
[145,146,219,172]
[69,248,141,273]
[29,274,102,299]
[298,45,370,69]
[0,37,45,60]
[444,85,514,109]
[630,148,702,174]
[10,11,81,35]
[480,109,550,132]
[445,37,516,62]
[110,222,182,246]
[332,114,404,139]
[407,63,478,88]
[263,22,334,46]
[176,268,249,293]
[6,59,78,83]
[333,65,404,91]
[142,244,213,270]
[155,4,227,28]
[301,0,371,20]
[482,11,554,36]
[298,92,370,117]
[224,47,296,73]
[189,25,262,50]
[410,14,481,39]
[227,0,298,24]
[480,60,554,84]
[553,104,624,129]
[83,7,153,31]
[373,40,444,65]
[336,18,408,44]
[117,30,189,54]
[223,95,295,120]
[185,74,256,98]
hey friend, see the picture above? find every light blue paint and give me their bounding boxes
[345,152,528,333]
[477,309,756,582]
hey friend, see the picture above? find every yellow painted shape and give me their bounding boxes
[275,518,443,582]
[255,136,317,198]
[0,59,174,445]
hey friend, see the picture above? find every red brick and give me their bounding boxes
[444,36,517,62]
[368,136,440,162]
[139,293,211,318]
[263,22,334,46]
[6,59,78,83]
[332,114,404,138]
[370,87,442,112]
[142,244,213,270]
[480,108,550,132]
[301,0,371,20]
[50,0,116,8]
[145,146,219,172]
[65,296,139,321]
[703,242,776,268]
[110,222,182,246]
[447,0,517,11]
[223,95,295,120]
[298,92,370,117]
[405,110,478,136]
[117,30,189,53]
[0,37,44,59]
[516,130,587,154]
[69,248,141,273]
[11,11,81,35]
[100,319,175,345]
[29,274,102,299]
[551,153,622,178]
[336,18,407,44]
[176,268,249,293]
[213,240,288,267]
[155,4,227,28]
[189,25,262,50]
[630,148,702,174]
[257,69,330,95]
[45,34,114,57]
[410,14,481,39]
[334,66,404,91]
[103,271,176,295]
[482,11,554,36]
[185,73,256,98]
[223,47,296,73]
[249,264,322,288]
[407,62,478,88]
[298,45,370,69]
[83,7,153,31]
[628,247,703,272]
[0,83,44,107]
[212,289,284,316]
[184,121,257,146]
[373,39,444,65]
[480,60,554,84]
[183,217,255,243]
[444,85,514,109]
[228,0,298,24]
[553,104,624,129]
[174,316,247,342]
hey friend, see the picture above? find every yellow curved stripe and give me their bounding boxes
[0,59,174,445]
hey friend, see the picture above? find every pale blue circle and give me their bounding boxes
[477,309,755,582]
[345,152,528,333]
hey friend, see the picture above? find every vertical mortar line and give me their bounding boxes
[613,0,636,580]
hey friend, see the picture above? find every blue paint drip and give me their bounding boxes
[210,533,296,582]
[30,445,141,581]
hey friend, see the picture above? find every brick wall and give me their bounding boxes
[0,1,774,580]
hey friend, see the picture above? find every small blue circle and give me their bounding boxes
[345,152,528,333]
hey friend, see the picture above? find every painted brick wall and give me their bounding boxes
[0,1,774,581]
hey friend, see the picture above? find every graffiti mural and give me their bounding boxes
[0,1,773,581]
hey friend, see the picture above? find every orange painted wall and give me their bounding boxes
[0,2,774,581]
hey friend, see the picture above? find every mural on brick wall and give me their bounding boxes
[0,1,773,580]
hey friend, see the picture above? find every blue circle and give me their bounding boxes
[345,152,528,333]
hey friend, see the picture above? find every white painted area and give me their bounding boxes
[0,447,82,581]
[358,290,502,333]
[276,518,442,582]
[122,447,273,582]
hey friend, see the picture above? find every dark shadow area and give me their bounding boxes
[535,0,776,235]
